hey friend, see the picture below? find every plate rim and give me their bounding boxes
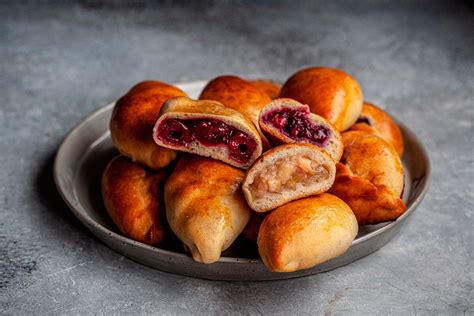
[53,81,431,266]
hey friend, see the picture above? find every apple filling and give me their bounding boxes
[156,118,257,164]
[250,155,331,199]
[262,108,331,146]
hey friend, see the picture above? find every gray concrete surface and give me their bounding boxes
[1,1,473,314]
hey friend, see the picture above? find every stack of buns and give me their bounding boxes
[102,67,406,273]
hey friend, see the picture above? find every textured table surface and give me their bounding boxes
[1,1,473,314]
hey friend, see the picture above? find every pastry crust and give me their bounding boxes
[279,67,363,131]
[350,102,404,156]
[164,155,251,263]
[110,81,187,169]
[330,131,406,225]
[249,79,281,99]
[101,156,167,245]
[259,98,343,161]
[153,96,263,169]
[242,144,336,212]
[199,75,272,149]
[257,193,358,272]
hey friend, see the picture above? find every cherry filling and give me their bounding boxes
[156,118,257,163]
[262,108,331,146]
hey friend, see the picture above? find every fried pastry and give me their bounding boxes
[164,155,251,263]
[110,81,187,169]
[258,194,358,272]
[199,75,272,149]
[243,144,336,212]
[330,131,406,225]
[153,96,262,169]
[350,102,404,156]
[259,98,343,161]
[279,67,363,131]
[249,79,281,99]
[101,156,167,245]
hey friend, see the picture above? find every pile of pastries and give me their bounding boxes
[102,66,406,273]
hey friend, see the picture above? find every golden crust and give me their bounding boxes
[258,98,343,162]
[279,67,363,131]
[101,156,167,245]
[164,155,251,263]
[199,75,272,149]
[350,102,404,156]
[330,131,406,225]
[249,80,281,99]
[110,81,187,169]
[257,193,358,272]
[153,96,263,169]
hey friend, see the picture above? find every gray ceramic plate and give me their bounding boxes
[54,81,430,281]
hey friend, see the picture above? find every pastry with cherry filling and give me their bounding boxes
[164,155,251,264]
[199,75,272,149]
[102,156,167,245]
[243,144,336,212]
[249,79,281,99]
[279,67,363,131]
[330,131,406,225]
[259,98,343,161]
[349,102,404,156]
[258,194,358,272]
[110,81,187,169]
[153,96,262,169]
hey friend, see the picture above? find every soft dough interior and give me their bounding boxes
[156,118,257,163]
[262,107,331,146]
[249,154,332,200]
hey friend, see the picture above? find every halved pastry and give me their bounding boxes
[164,155,251,263]
[153,96,263,169]
[259,98,343,161]
[258,194,358,272]
[330,131,406,225]
[102,156,167,245]
[242,144,336,212]
[279,67,363,131]
[249,79,281,99]
[110,81,187,169]
[350,102,404,156]
[199,75,272,149]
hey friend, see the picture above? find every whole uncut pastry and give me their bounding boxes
[259,98,343,161]
[110,81,187,169]
[350,102,404,156]
[199,75,272,149]
[258,194,358,272]
[102,156,167,245]
[243,144,336,212]
[153,96,263,169]
[330,131,406,225]
[249,79,281,99]
[279,67,363,131]
[164,155,252,263]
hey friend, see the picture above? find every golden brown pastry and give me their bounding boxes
[153,96,263,169]
[164,155,251,263]
[330,131,406,225]
[101,156,166,245]
[242,144,336,212]
[259,98,343,161]
[258,194,358,272]
[199,75,272,149]
[350,102,404,156]
[110,81,187,169]
[249,79,281,99]
[279,67,363,131]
